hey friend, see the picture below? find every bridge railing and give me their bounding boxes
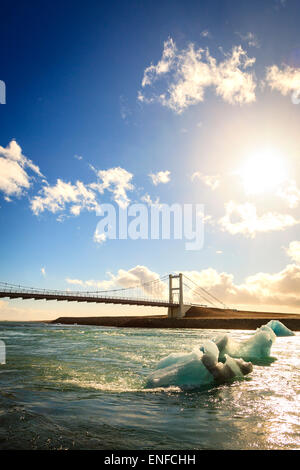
[0,273,228,309]
[0,284,176,305]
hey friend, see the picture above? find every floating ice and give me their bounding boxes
[203,354,252,383]
[146,349,214,389]
[199,339,219,362]
[257,324,277,342]
[214,320,295,361]
[146,320,296,390]
[265,320,295,337]
[146,340,252,390]
[215,327,276,362]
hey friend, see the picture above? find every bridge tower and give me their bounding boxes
[168,273,190,319]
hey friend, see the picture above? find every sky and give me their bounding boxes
[1,0,300,320]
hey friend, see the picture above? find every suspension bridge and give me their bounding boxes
[0,274,228,318]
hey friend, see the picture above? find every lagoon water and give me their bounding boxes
[0,322,299,450]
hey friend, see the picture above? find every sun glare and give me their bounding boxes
[239,149,288,194]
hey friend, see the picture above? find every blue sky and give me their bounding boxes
[1,0,300,320]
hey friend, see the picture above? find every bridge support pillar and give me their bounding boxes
[168,304,191,319]
[168,273,189,319]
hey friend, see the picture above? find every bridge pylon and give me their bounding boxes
[168,273,190,319]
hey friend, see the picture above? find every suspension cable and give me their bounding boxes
[183,275,228,309]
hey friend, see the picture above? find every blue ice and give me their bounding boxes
[214,326,276,362]
[146,340,253,390]
[265,320,295,337]
[214,320,295,362]
[145,321,295,390]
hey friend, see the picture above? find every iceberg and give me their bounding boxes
[214,320,295,362]
[145,320,295,390]
[215,327,276,362]
[146,340,253,390]
[199,339,219,362]
[265,320,295,337]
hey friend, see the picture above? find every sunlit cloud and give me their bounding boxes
[141,193,160,206]
[149,170,171,185]
[219,201,299,237]
[65,265,167,297]
[183,263,300,310]
[65,278,84,286]
[141,38,176,88]
[265,64,300,102]
[31,167,134,216]
[277,180,300,208]
[191,171,220,190]
[93,228,107,244]
[139,38,257,113]
[90,167,134,209]
[285,241,300,264]
[30,179,99,216]
[0,140,43,200]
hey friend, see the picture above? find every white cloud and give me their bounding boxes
[65,278,84,286]
[41,267,46,277]
[64,261,300,311]
[0,140,43,199]
[74,154,83,160]
[31,179,99,216]
[65,265,168,298]
[93,229,107,244]
[191,171,220,190]
[219,201,299,237]
[31,166,134,216]
[139,38,256,113]
[141,38,177,87]
[183,263,300,311]
[91,167,134,209]
[141,193,160,206]
[285,241,300,264]
[277,180,300,208]
[149,170,171,185]
[265,64,300,100]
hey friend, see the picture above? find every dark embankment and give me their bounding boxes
[52,307,300,330]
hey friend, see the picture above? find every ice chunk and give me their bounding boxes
[154,351,197,371]
[199,339,219,363]
[215,328,275,361]
[146,340,253,390]
[202,353,252,382]
[266,320,295,337]
[146,349,214,389]
[257,324,277,342]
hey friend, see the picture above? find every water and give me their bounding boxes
[0,322,299,450]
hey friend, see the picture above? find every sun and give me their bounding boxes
[238,148,288,194]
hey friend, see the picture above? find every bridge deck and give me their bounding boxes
[0,290,179,308]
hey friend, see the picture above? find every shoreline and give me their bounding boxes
[51,313,300,331]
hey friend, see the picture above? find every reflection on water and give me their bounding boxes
[0,322,299,450]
